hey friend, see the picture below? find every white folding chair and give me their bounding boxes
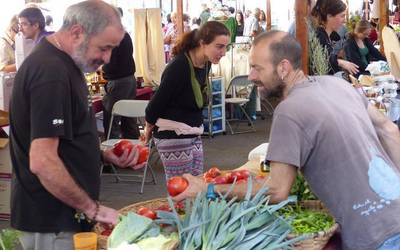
[225,75,256,134]
[101,100,157,194]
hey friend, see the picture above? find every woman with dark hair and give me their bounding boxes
[344,20,385,77]
[145,21,230,180]
[311,0,359,75]
[236,11,244,36]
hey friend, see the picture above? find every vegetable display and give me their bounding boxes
[107,212,177,249]
[290,173,317,201]
[203,167,252,184]
[157,177,307,250]
[279,205,335,234]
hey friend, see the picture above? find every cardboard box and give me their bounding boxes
[0,110,9,127]
[0,139,12,174]
[0,175,11,220]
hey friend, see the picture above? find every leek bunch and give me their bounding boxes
[156,177,308,250]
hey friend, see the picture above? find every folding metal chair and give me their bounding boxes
[225,75,256,134]
[100,100,157,194]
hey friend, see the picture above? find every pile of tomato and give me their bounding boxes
[203,167,251,184]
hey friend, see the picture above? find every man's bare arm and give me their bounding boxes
[30,138,118,224]
[368,104,400,167]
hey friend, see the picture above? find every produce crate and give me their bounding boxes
[287,200,339,250]
[94,198,178,250]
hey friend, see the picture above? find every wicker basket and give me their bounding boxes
[287,200,339,250]
[94,198,178,250]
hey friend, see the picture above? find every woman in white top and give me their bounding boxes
[0,16,18,73]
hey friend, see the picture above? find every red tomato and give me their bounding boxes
[167,176,189,196]
[225,172,234,184]
[230,171,242,182]
[175,201,185,210]
[207,167,221,178]
[101,229,112,236]
[113,140,133,157]
[214,175,229,184]
[137,146,149,164]
[238,170,250,179]
[204,176,215,183]
[137,207,157,220]
[156,204,172,212]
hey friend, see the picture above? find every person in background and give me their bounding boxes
[243,8,261,38]
[9,1,140,249]
[235,11,244,37]
[45,15,55,32]
[244,9,252,19]
[164,12,191,56]
[102,7,139,139]
[18,7,52,44]
[368,21,378,44]
[0,15,18,73]
[191,17,201,30]
[259,10,267,31]
[145,21,230,180]
[163,13,173,34]
[344,20,386,77]
[174,30,400,250]
[199,3,211,25]
[311,0,359,75]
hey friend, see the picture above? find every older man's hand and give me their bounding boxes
[102,145,140,168]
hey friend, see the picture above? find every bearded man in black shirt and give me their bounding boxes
[9,1,141,249]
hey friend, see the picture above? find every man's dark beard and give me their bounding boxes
[266,80,285,99]
[255,76,286,100]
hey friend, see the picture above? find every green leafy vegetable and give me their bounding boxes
[0,229,20,250]
[279,205,335,234]
[107,212,160,249]
[290,173,317,201]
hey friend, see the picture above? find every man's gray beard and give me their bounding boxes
[71,40,95,73]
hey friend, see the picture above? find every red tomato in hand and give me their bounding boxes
[137,207,157,220]
[113,140,133,157]
[207,167,221,178]
[101,229,112,236]
[137,146,149,164]
[204,176,215,183]
[230,171,242,182]
[238,170,250,179]
[167,176,189,196]
[214,175,229,184]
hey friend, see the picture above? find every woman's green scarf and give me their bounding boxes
[185,53,210,108]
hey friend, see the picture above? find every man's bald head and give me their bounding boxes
[252,30,302,70]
